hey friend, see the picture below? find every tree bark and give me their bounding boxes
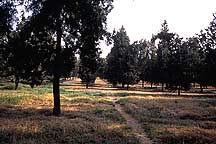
[178,85,181,96]
[53,11,62,116]
[162,83,164,91]
[200,84,203,93]
[14,75,19,90]
[122,83,125,88]
[142,80,144,88]
[86,83,89,89]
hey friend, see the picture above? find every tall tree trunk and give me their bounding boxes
[200,84,203,93]
[14,75,19,90]
[151,83,153,88]
[122,83,125,88]
[142,80,144,88]
[127,84,129,90]
[53,11,62,116]
[178,85,181,96]
[162,83,164,91]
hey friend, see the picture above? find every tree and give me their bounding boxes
[106,26,139,88]
[0,0,17,77]
[186,37,201,87]
[106,26,130,87]
[137,39,157,88]
[168,35,191,95]
[1,0,114,115]
[96,57,107,79]
[197,14,216,91]
[124,42,140,89]
[152,20,175,91]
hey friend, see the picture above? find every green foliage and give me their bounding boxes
[0,0,17,76]
[197,14,216,87]
[105,26,139,88]
[137,39,157,85]
[0,0,114,114]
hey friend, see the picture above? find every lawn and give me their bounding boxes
[0,78,215,144]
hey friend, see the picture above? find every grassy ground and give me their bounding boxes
[0,81,139,144]
[118,96,216,144]
[0,78,215,144]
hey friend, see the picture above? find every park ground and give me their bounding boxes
[0,78,216,144]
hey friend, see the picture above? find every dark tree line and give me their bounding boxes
[101,18,216,95]
[0,0,114,115]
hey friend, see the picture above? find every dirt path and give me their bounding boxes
[114,102,153,144]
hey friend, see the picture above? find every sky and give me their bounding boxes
[100,0,216,57]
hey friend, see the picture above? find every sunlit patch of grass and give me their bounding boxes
[63,90,107,97]
[0,96,23,105]
[0,95,32,105]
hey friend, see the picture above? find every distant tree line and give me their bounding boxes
[98,18,216,95]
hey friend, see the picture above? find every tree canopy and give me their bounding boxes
[0,0,114,115]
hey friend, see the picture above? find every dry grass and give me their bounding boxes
[0,78,216,144]
[118,96,216,144]
[0,80,139,144]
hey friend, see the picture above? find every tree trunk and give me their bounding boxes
[122,83,125,88]
[53,11,62,116]
[162,83,164,91]
[200,84,203,93]
[151,83,153,88]
[14,75,19,90]
[112,83,117,88]
[86,83,89,89]
[178,85,181,96]
[142,80,144,88]
[53,75,60,115]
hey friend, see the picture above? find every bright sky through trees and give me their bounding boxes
[100,0,216,57]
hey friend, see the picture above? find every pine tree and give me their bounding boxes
[198,14,216,90]
[106,26,139,88]
[137,40,157,87]
[106,26,130,87]
[152,20,175,91]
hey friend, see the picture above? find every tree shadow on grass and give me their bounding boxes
[0,105,139,144]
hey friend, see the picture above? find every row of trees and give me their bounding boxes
[0,0,114,115]
[101,18,216,95]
